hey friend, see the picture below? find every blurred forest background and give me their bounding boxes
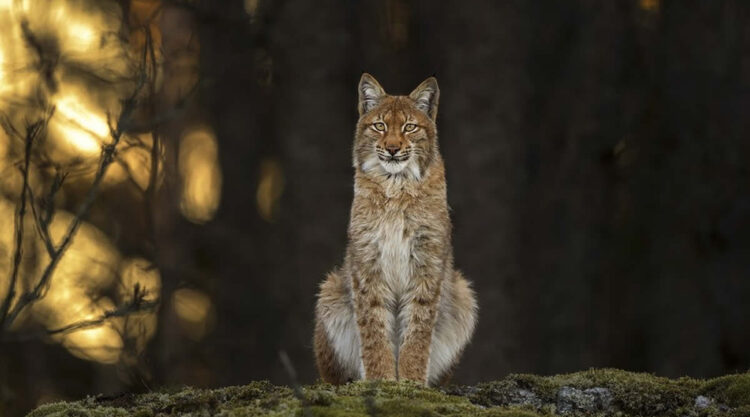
[0,0,748,415]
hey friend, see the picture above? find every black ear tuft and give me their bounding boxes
[408,77,440,120]
[358,73,386,116]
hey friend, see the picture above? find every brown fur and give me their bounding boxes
[314,74,478,386]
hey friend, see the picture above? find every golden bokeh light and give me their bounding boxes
[172,288,215,340]
[129,0,163,85]
[0,128,6,159]
[0,199,20,304]
[52,94,111,155]
[244,0,260,18]
[0,202,126,362]
[66,21,98,51]
[41,212,119,288]
[0,0,130,164]
[0,6,27,98]
[104,133,164,190]
[0,201,162,364]
[179,127,222,224]
[256,158,284,222]
[59,298,124,364]
[63,326,124,364]
[0,46,5,84]
[52,121,102,156]
[19,0,124,61]
[119,257,161,301]
[32,212,120,331]
[115,257,160,358]
[0,133,46,201]
[639,0,659,12]
[0,0,170,368]
[0,43,36,99]
[54,95,111,139]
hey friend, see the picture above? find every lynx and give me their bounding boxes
[313,74,478,386]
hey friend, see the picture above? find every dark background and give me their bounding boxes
[2,0,750,415]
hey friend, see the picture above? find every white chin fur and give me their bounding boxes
[360,156,421,180]
[381,160,408,174]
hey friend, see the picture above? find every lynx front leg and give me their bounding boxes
[353,266,396,381]
[397,274,442,384]
[397,228,446,384]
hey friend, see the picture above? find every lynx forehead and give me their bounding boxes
[314,73,477,387]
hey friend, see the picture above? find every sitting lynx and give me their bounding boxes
[313,74,477,386]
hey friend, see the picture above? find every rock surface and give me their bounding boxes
[555,386,613,414]
[27,369,750,417]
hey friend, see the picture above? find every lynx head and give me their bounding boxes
[354,73,440,180]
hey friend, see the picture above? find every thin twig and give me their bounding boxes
[144,24,161,257]
[363,381,379,417]
[28,170,67,258]
[28,188,56,258]
[5,286,158,343]
[279,350,312,417]
[19,19,58,92]
[47,297,158,336]
[0,118,47,328]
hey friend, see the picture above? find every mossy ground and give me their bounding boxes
[27,369,750,417]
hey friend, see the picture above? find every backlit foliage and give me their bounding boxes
[0,0,213,367]
[0,0,130,161]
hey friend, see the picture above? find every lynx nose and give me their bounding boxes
[386,144,400,155]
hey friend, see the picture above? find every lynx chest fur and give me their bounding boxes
[352,185,424,297]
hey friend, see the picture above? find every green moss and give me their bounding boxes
[303,381,521,416]
[540,368,702,415]
[453,369,750,417]
[26,402,132,417]
[728,405,750,417]
[702,373,750,407]
[25,370,750,417]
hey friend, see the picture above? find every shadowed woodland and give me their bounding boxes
[0,0,748,416]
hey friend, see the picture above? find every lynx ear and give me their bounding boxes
[358,73,386,116]
[409,77,440,120]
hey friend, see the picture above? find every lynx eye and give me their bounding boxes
[404,123,417,132]
[372,122,386,132]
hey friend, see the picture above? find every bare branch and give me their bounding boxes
[3,285,159,343]
[46,285,158,337]
[28,170,67,258]
[1,46,151,332]
[19,19,59,93]
[27,188,56,258]
[144,24,161,256]
[0,116,49,328]
[0,8,195,358]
